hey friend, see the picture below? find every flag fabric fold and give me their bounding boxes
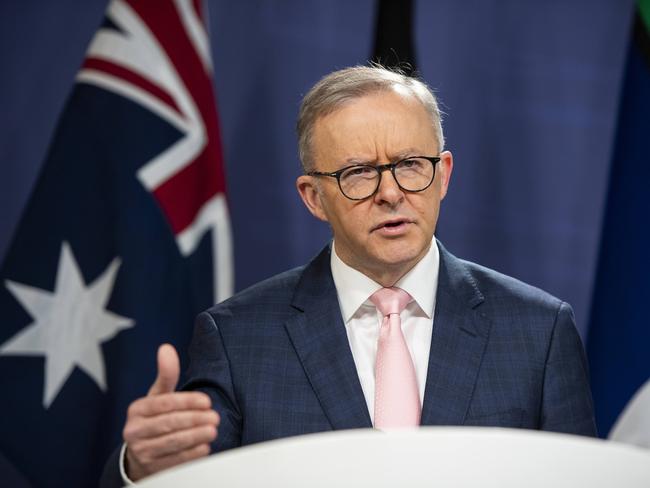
[587,0,650,445]
[0,1,231,486]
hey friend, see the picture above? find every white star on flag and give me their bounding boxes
[0,241,134,408]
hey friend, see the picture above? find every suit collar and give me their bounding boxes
[285,245,372,429]
[286,241,491,429]
[330,239,440,321]
[421,241,491,425]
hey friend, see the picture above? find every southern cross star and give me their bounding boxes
[0,241,134,408]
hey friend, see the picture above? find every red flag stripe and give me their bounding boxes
[126,0,227,235]
[192,0,204,23]
[82,58,182,116]
[152,151,221,234]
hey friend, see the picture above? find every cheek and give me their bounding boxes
[414,199,440,231]
[324,201,355,229]
[339,212,365,235]
[334,206,372,240]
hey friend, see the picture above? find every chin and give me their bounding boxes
[374,246,423,269]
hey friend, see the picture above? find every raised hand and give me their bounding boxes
[123,344,219,481]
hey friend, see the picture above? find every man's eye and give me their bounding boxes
[401,159,420,168]
[346,166,372,177]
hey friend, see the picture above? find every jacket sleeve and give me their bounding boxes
[540,301,597,436]
[98,445,125,488]
[182,311,243,452]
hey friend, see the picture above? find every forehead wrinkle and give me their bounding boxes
[343,110,402,164]
[381,115,402,160]
[313,91,437,169]
[370,112,431,163]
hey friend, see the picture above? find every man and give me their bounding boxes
[103,65,596,485]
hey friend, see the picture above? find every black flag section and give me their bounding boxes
[371,0,416,74]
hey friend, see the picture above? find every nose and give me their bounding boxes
[373,167,404,206]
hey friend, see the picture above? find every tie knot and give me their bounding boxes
[370,287,412,316]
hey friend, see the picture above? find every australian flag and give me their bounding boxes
[0,1,232,486]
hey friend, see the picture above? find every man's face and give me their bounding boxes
[297,89,453,285]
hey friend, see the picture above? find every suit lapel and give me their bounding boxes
[284,246,372,430]
[421,242,492,426]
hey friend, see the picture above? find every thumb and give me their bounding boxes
[147,343,180,396]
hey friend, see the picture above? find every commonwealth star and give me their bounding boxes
[1,241,134,408]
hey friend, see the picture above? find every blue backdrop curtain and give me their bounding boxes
[1,1,634,337]
[0,3,639,467]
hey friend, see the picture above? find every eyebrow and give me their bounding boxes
[392,148,422,159]
[341,159,375,168]
[342,149,422,166]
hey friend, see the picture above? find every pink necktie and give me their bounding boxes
[370,287,421,428]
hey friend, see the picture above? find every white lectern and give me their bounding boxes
[137,427,650,487]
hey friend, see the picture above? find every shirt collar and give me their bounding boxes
[330,239,440,322]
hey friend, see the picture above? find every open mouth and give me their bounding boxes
[383,221,404,228]
[373,219,412,233]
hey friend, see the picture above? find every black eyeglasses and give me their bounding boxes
[308,156,441,201]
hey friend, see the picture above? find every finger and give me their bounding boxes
[148,344,180,396]
[129,424,217,461]
[128,391,212,418]
[124,409,220,441]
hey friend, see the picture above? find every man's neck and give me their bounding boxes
[332,242,432,287]
[330,239,440,324]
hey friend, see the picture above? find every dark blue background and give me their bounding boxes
[0,0,635,341]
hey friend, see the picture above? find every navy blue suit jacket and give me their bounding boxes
[101,242,596,486]
[185,241,596,452]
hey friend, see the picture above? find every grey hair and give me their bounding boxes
[296,65,445,172]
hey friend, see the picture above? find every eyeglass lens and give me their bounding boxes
[339,158,434,199]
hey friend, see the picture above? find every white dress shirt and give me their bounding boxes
[330,240,439,424]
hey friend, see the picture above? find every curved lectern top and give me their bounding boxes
[137,427,650,488]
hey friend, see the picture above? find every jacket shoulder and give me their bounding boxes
[205,265,306,317]
[460,258,564,311]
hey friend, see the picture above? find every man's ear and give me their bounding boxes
[438,150,453,200]
[296,175,329,222]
